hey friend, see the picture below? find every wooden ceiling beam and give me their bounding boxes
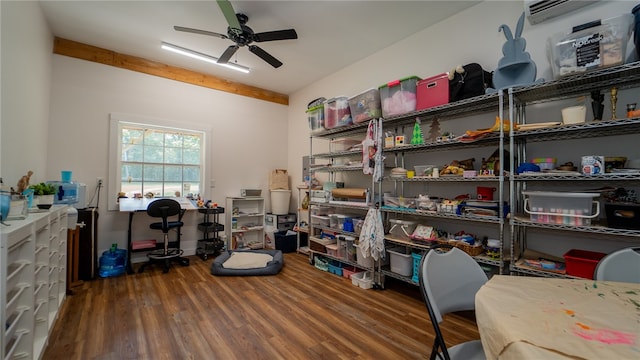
[52,37,289,105]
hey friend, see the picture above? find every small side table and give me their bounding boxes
[196,206,225,260]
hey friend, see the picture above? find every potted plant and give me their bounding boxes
[29,182,57,209]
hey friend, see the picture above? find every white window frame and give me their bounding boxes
[108,113,212,211]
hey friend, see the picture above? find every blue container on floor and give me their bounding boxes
[99,246,126,278]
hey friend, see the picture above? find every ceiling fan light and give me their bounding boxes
[161,42,250,74]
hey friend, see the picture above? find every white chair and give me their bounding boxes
[419,246,488,360]
[595,247,640,283]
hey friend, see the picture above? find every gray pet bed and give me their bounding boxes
[211,249,283,276]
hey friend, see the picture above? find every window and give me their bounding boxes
[109,113,210,210]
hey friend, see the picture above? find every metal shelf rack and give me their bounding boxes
[508,61,640,279]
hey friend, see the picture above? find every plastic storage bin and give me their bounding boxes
[330,138,361,152]
[387,219,417,241]
[414,164,437,177]
[311,214,330,227]
[274,230,297,253]
[341,235,357,261]
[547,14,634,78]
[387,248,413,277]
[383,195,416,209]
[314,256,329,272]
[342,265,358,279]
[323,97,352,129]
[411,252,423,283]
[336,235,355,260]
[416,73,449,110]
[523,191,600,226]
[379,76,420,118]
[328,260,343,276]
[307,104,324,134]
[326,243,339,257]
[531,157,557,171]
[605,202,640,230]
[351,271,373,289]
[348,88,382,123]
[563,249,607,279]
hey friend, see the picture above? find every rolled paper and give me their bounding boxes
[331,188,367,199]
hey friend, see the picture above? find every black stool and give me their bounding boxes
[138,198,189,273]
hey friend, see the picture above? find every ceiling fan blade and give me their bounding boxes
[217,0,241,32]
[217,45,239,64]
[253,29,298,42]
[249,45,283,68]
[174,26,228,39]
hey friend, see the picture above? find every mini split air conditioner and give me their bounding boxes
[525,0,600,25]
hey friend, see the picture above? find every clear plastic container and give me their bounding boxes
[387,219,417,241]
[348,88,381,123]
[523,191,600,226]
[306,104,325,134]
[379,76,420,118]
[323,97,352,129]
[547,14,634,78]
[387,248,413,277]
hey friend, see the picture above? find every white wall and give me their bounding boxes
[289,1,637,191]
[287,0,638,258]
[48,56,289,256]
[288,0,637,192]
[1,0,289,257]
[2,0,637,261]
[1,0,52,185]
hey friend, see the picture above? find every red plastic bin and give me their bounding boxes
[342,265,358,279]
[416,73,449,110]
[563,249,607,279]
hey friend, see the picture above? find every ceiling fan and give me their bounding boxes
[174,0,298,68]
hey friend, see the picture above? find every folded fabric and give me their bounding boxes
[222,252,274,269]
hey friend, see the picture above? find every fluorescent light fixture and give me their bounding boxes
[161,42,250,74]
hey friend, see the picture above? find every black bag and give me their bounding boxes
[449,63,493,102]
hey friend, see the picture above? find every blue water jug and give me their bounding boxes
[99,245,126,278]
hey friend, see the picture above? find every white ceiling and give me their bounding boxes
[39,0,481,95]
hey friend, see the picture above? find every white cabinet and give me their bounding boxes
[508,62,640,278]
[1,205,67,360]
[225,197,265,250]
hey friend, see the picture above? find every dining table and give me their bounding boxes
[475,275,640,359]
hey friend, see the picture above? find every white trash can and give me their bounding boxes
[270,189,291,215]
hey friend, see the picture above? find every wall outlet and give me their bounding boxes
[97,177,103,186]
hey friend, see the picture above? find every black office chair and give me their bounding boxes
[138,198,190,273]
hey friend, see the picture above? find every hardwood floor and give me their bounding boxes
[43,252,479,359]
